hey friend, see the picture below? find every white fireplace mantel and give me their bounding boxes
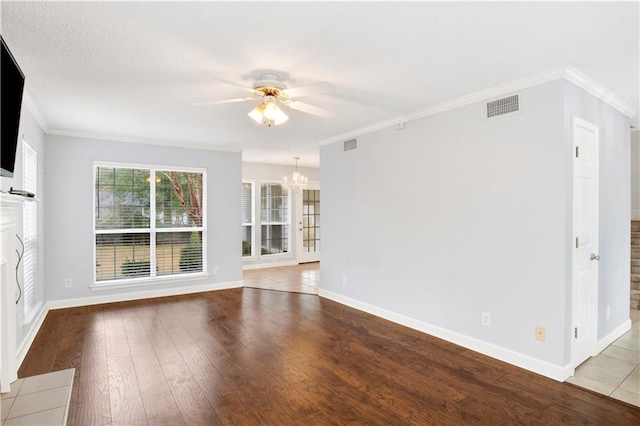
[1,193,28,393]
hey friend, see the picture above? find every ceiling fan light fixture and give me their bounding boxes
[248,103,266,124]
[248,98,288,127]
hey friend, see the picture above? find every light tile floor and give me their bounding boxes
[567,309,640,407]
[1,369,74,426]
[244,262,320,294]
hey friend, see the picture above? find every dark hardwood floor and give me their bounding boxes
[19,287,640,425]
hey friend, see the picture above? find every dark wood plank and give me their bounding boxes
[18,282,640,425]
[71,378,111,426]
[142,391,186,426]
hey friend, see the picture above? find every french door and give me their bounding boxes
[297,187,320,263]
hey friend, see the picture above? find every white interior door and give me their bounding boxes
[297,186,320,263]
[571,116,599,368]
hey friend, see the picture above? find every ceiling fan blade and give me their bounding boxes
[287,100,336,119]
[283,81,334,98]
[211,77,256,93]
[191,97,253,106]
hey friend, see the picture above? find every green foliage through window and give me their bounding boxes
[95,165,205,282]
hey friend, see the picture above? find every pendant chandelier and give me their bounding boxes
[283,157,308,192]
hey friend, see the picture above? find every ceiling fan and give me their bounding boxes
[193,73,336,127]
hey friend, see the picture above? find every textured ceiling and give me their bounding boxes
[1,1,638,167]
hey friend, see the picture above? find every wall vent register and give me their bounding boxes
[487,94,520,118]
[344,138,357,151]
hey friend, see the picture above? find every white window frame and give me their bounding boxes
[259,181,291,257]
[22,140,39,322]
[242,180,255,259]
[92,161,208,289]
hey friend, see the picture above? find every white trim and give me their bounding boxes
[16,303,48,369]
[47,128,243,153]
[49,280,243,310]
[243,260,298,270]
[94,161,207,174]
[90,272,210,291]
[563,67,638,119]
[319,289,574,382]
[596,319,632,354]
[318,66,636,147]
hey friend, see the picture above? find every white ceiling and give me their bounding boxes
[2,1,638,167]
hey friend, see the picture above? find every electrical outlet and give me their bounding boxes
[535,326,546,341]
[212,266,220,275]
[606,305,611,320]
[482,312,491,327]
[342,276,347,287]
[64,278,72,288]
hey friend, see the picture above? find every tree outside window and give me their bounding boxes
[95,165,205,282]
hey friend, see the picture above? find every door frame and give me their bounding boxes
[571,116,600,369]
[296,183,320,263]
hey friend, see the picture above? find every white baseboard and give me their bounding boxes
[243,261,298,271]
[319,289,573,382]
[596,319,632,354]
[632,210,640,220]
[48,280,243,310]
[16,304,48,369]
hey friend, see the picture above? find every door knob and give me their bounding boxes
[590,253,600,261]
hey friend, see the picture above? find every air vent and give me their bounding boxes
[344,138,357,151]
[487,94,519,118]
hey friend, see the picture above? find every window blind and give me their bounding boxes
[241,182,253,256]
[95,165,205,283]
[22,142,38,318]
[260,183,289,255]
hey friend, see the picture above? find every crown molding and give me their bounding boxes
[46,129,243,153]
[319,66,637,146]
[562,66,638,119]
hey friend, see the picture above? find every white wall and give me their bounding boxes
[321,80,570,370]
[242,161,319,268]
[631,130,640,219]
[44,135,242,302]
[320,79,632,378]
[563,82,631,339]
[0,105,47,355]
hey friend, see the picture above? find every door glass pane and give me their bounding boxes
[301,189,320,254]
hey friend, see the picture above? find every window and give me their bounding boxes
[241,182,253,256]
[260,183,289,255]
[22,141,38,319]
[94,164,206,283]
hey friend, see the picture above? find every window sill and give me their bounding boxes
[90,273,210,291]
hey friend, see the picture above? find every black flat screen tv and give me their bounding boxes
[1,36,25,178]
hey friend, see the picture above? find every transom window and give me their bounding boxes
[94,164,206,283]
